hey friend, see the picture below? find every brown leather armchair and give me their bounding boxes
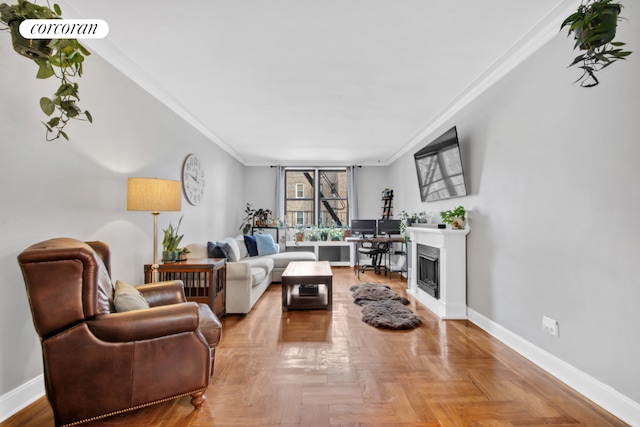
[17,237,222,427]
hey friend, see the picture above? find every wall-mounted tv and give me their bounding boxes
[414,126,468,202]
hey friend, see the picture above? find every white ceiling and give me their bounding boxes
[60,0,577,166]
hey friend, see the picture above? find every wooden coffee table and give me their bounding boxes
[282,261,333,311]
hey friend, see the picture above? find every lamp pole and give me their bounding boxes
[152,211,160,283]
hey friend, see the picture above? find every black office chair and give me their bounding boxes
[358,241,389,274]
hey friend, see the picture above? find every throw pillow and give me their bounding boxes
[255,233,277,256]
[114,280,149,312]
[223,237,241,262]
[207,241,228,259]
[243,235,259,257]
[234,235,248,259]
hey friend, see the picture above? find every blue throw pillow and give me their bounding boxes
[243,235,259,257]
[207,241,228,259]
[255,233,277,256]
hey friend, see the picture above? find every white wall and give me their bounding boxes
[389,2,640,409]
[0,34,246,412]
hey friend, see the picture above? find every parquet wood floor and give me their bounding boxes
[1,267,627,426]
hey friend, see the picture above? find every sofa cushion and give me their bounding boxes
[265,251,317,269]
[249,267,267,287]
[255,233,278,256]
[113,280,149,312]
[244,235,259,257]
[223,237,241,262]
[243,256,274,275]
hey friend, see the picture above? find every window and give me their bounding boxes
[284,168,348,227]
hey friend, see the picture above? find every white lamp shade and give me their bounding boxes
[127,178,182,212]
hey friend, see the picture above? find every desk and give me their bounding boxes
[346,236,406,278]
[144,258,226,318]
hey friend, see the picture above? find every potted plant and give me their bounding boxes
[239,203,255,234]
[294,225,305,242]
[307,230,319,241]
[561,0,632,87]
[162,216,184,262]
[342,225,351,238]
[329,226,343,241]
[319,226,329,241]
[440,206,466,230]
[0,0,93,140]
[253,208,272,227]
[177,247,190,261]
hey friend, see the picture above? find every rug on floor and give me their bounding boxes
[349,284,421,330]
[349,283,410,306]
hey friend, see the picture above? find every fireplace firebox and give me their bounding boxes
[417,244,440,299]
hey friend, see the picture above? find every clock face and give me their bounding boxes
[182,154,205,205]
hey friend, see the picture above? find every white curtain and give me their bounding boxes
[274,165,285,221]
[346,165,359,223]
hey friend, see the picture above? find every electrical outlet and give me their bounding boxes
[542,315,559,337]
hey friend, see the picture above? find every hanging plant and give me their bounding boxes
[0,0,92,141]
[561,0,632,87]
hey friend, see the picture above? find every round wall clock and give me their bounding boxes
[182,154,205,205]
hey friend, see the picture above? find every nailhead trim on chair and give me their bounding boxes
[60,387,208,427]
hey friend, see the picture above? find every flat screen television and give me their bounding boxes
[414,126,468,202]
[377,219,401,235]
[351,219,377,237]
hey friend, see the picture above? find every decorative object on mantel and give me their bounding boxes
[350,284,420,330]
[561,0,632,87]
[162,215,184,263]
[440,205,466,230]
[0,0,93,140]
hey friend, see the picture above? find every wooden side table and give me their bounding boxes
[144,258,226,318]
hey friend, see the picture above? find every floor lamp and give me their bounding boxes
[127,178,182,283]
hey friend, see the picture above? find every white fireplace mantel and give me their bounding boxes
[407,225,469,319]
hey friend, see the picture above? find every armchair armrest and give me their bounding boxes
[137,280,186,306]
[87,302,200,342]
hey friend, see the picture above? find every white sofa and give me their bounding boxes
[186,235,316,314]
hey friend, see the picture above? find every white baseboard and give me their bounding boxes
[467,308,640,426]
[0,374,45,423]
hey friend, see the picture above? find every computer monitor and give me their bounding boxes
[377,219,401,235]
[350,219,377,237]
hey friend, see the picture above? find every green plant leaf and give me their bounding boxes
[53,3,61,16]
[59,130,69,141]
[39,97,55,116]
[35,60,54,79]
[47,116,60,128]
[55,83,77,97]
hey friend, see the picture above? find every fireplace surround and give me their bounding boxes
[408,225,469,319]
